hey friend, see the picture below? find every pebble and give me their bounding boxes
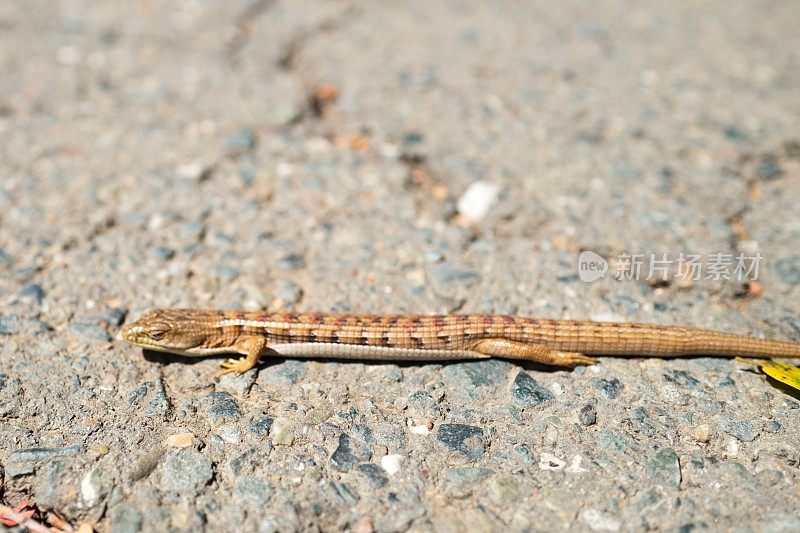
[151,245,176,261]
[17,283,46,303]
[331,434,372,472]
[663,370,700,388]
[456,181,500,223]
[436,424,485,460]
[165,432,196,448]
[511,372,554,407]
[277,253,306,270]
[127,447,166,482]
[81,467,113,507]
[774,256,800,285]
[429,263,481,285]
[594,378,624,399]
[756,161,783,180]
[356,463,389,487]
[647,448,681,488]
[261,360,308,386]
[691,424,711,443]
[442,360,510,390]
[596,429,628,452]
[234,476,273,508]
[216,425,241,444]
[277,280,303,304]
[720,417,759,442]
[35,459,67,508]
[160,450,214,494]
[579,508,622,532]
[443,467,494,485]
[380,454,404,475]
[0,314,20,335]
[10,444,83,462]
[110,503,143,533]
[384,366,403,381]
[203,391,242,421]
[486,476,521,505]
[271,419,295,446]
[216,265,239,282]
[765,420,781,433]
[224,128,258,156]
[513,444,535,464]
[267,102,304,127]
[579,404,597,426]
[249,416,274,437]
[328,482,359,505]
[69,321,111,343]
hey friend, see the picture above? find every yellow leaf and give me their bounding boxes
[736,357,800,391]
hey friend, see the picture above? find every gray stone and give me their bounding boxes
[511,372,553,406]
[261,360,308,385]
[720,417,759,442]
[18,283,46,303]
[597,429,628,452]
[328,482,359,505]
[0,314,20,335]
[443,467,494,485]
[151,246,176,261]
[203,391,242,421]
[579,404,597,426]
[234,476,273,508]
[513,444,535,464]
[331,434,372,471]
[110,503,143,533]
[429,263,481,285]
[10,444,83,462]
[442,359,511,389]
[356,463,389,487]
[81,466,114,507]
[436,424,485,460]
[224,128,258,156]
[648,448,681,488]
[277,253,306,270]
[774,256,800,285]
[35,459,68,508]
[595,378,624,399]
[765,420,781,433]
[249,416,274,437]
[407,390,438,415]
[69,321,111,343]
[216,264,239,281]
[160,450,214,494]
[663,370,700,388]
[277,280,303,304]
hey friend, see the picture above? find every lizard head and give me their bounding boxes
[121,308,216,355]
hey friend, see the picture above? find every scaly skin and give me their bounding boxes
[119,309,800,376]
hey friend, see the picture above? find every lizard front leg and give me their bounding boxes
[218,335,268,376]
[472,338,597,367]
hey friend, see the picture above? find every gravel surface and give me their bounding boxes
[1,1,799,531]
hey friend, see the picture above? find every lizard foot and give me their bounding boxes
[218,357,255,376]
[553,351,598,367]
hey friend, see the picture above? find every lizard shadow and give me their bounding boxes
[142,349,585,374]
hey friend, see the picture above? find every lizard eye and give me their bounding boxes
[148,322,170,341]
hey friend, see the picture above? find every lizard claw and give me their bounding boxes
[217,357,254,376]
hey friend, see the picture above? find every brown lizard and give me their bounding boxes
[120,309,800,375]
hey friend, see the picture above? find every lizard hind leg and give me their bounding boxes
[472,338,597,368]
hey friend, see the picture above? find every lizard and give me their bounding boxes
[120,308,800,376]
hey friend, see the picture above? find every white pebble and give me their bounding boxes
[380,454,404,475]
[538,452,566,470]
[456,181,499,222]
